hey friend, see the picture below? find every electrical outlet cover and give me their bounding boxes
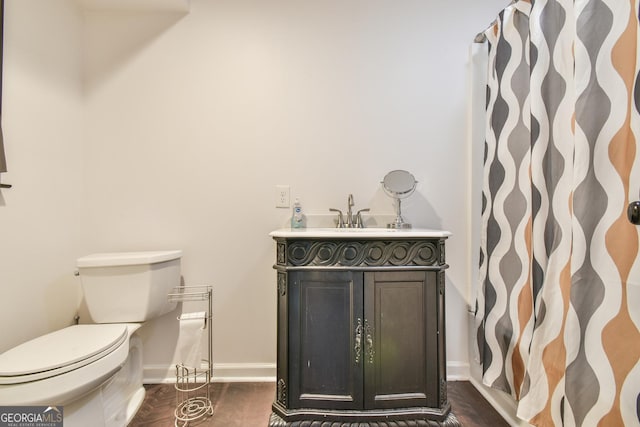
[275,185,290,208]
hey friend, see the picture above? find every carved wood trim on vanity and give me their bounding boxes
[276,239,446,268]
[277,272,287,296]
[269,412,461,427]
[277,379,287,406]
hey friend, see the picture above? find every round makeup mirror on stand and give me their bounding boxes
[381,170,417,229]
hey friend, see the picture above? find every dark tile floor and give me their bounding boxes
[129,381,509,427]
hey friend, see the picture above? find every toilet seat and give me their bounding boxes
[0,324,128,385]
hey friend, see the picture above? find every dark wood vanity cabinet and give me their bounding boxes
[288,270,364,411]
[269,233,459,427]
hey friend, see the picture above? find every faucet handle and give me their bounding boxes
[354,209,370,228]
[329,208,345,228]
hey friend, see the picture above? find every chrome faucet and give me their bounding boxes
[346,194,354,227]
[330,194,370,228]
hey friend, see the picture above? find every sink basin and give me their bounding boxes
[325,227,397,232]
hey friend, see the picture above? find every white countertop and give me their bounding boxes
[269,228,452,239]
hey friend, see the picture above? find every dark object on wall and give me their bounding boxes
[628,201,640,225]
[0,0,7,178]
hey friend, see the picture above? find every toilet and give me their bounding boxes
[0,250,182,427]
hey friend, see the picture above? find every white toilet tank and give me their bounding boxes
[77,250,182,323]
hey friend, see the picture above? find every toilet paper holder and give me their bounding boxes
[177,311,208,328]
[168,285,214,426]
[169,285,212,331]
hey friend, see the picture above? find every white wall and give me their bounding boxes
[80,0,507,380]
[0,0,508,382]
[0,1,85,353]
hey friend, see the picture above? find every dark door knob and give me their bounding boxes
[628,201,640,225]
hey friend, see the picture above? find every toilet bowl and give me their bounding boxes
[0,250,182,427]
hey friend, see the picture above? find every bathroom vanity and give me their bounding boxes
[268,228,459,427]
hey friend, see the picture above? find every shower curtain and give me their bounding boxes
[475,0,640,426]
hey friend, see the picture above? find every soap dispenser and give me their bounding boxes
[291,198,305,229]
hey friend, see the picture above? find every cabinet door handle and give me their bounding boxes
[354,318,363,365]
[364,319,374,364]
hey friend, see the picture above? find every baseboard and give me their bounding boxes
[212,363,276,382]
[446,361,470,380]
[146,361,468,384]
[144,362,277,384]
[468,377,533,427]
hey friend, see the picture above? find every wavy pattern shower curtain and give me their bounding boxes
[475,0,640,426]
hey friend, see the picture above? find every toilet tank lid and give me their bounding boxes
[77,250,182,267]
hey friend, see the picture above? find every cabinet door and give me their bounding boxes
[288,270,364,410]
[364,271,438,409]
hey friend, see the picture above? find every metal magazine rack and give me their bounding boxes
[167,285,214,426]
